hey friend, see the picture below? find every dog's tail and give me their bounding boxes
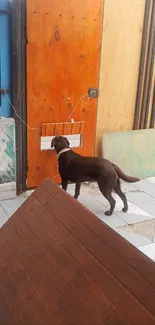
[113,164,140,183]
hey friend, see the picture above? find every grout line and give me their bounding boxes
[0,204,9,219]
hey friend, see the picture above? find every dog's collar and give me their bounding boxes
[56,148,71,159]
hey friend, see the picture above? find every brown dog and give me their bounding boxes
[51,136,140,216]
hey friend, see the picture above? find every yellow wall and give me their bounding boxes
[96,0,145,156]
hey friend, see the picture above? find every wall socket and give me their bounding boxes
[88,88,99,98]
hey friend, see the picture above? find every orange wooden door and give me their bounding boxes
[26,0,103,188]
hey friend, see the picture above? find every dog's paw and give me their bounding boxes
[122,207,128,213]
[105,210,112,216]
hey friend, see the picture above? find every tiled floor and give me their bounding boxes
[0,178,155,261]
[139,243,155,261]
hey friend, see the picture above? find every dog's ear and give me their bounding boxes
[64,137,70,146]
[51,137,57,148]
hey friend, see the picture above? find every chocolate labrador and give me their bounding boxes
[51,136,140,216]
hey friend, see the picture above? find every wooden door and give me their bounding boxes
[26,0,103,188]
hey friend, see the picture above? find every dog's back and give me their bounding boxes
[58,151,116,183]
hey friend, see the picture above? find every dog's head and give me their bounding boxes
[51,136,70,153]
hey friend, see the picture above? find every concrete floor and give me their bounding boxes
[1,177,155,261]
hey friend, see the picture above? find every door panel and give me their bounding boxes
[26,0,103,187]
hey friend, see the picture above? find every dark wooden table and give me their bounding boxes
[0,178,155,324]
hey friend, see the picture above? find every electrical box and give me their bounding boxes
[88,88,99,98]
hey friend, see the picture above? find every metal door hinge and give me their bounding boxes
[26,159,28,176]
[25,26,28,44]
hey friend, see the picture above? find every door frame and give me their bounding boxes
[12,0,27,194]
[12,0,104,191]
[133,0,155,130]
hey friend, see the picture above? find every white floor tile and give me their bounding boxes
[116,229,151,247]
[147,177,155,184]
[26,190,34,197]
[0,205,8,228]
[115,212,154,225]
[138,243,155,261]
[126,203,151,217]
[0,194,27,217]
[81,199,106,214]
[121,183,138,193]
[96,213,126,229]
[134,179,155,198]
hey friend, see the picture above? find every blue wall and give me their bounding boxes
[0,0,11,117]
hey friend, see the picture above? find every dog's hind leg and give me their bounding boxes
[74,182,81,199]
[62,179,68,192]
[103,191,116,216]
[114,178,128,212]
[97,181,116,216]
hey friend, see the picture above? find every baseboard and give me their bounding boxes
[0,182,16,201]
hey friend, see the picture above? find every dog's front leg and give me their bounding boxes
[74,182,81,199]
[62,179,68,192]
